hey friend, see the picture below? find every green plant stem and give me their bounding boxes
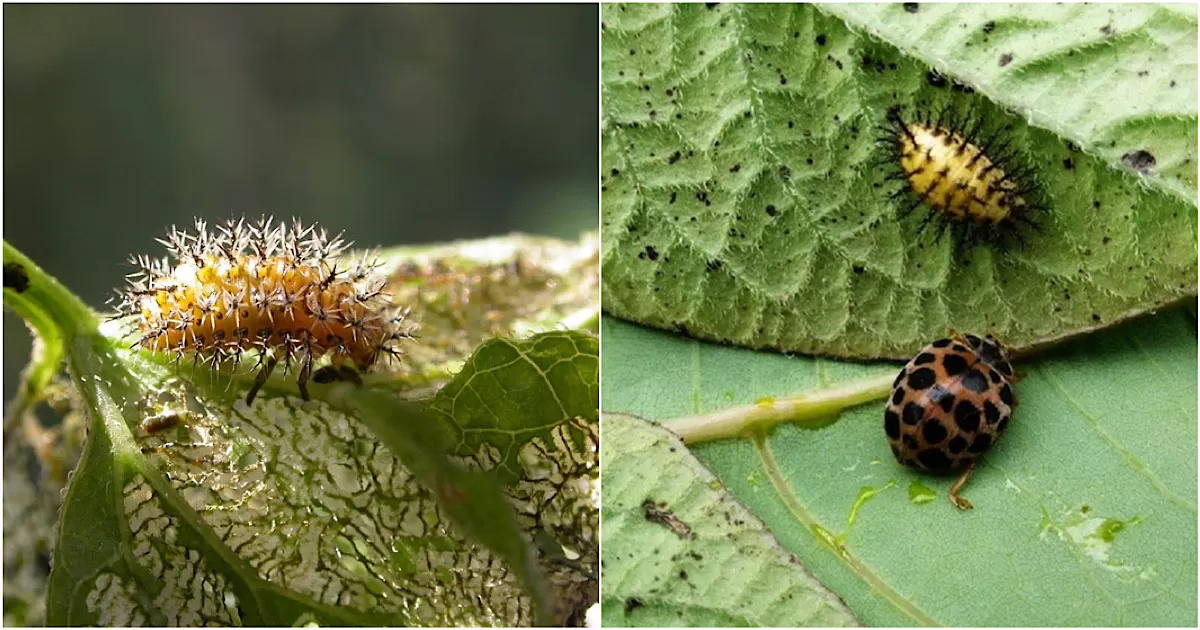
[3,240,98,338]
[665,372,897,444]
[3,240,100,417]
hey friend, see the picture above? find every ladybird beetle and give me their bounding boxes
[884,332,1018,510]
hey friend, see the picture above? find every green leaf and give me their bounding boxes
[600,3,1197,359]
[5,233,598,627]
[321,332,600,627]
[600,312,1197,626]
[49,337,377,626]
[601,412,859,627]
[431,332,600,484]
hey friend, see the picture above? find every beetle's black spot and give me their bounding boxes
[988,369,1002,384]
[902,402,925,426]
[903,434,920,450]
[997,416,1009,433]
[941,353,968,376]
[890,444,900,458]
[922,418,948,444]
[996,361,1014,377]
[907,367,936,390]
[917,448,951,470]
[931,338,952,348]
[893,369,905,388]
[954,400,980,432]
[948,435,968,454]
[913,352,936,365]
[891,387,905,406]
[968,433,993,454]
[885,410,901,438]
[952,344,969,354]
[984,400,1002,425]
[3,263,29,293]
[965,334,981,346]
[928,385,955,412]
[962,369,989,393]
[999,383,1015,406]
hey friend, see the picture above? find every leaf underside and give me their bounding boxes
[601,3,1197,360]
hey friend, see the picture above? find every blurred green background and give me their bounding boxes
[4,4,598,398]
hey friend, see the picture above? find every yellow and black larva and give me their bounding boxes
[878,103,1044,254]
[115,217,412,404]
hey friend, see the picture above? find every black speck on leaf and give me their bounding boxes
[904,3,919,13]
[1122,150,1156,174]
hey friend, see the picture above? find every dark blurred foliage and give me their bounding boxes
[3,4,598,397]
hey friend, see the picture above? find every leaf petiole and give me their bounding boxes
[665,372,896,444]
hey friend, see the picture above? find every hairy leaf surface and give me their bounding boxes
[601,3,1196,359]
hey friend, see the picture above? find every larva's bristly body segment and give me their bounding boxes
[878,102,1045,256]
[115,217,413,404]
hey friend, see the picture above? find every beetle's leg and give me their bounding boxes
[949,461,977,510]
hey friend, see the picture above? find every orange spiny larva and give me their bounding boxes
[879,104,1043,254]
[116,217,412,404]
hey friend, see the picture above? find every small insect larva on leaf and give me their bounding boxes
[115,217,413,404]
[878,103,1045,255]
